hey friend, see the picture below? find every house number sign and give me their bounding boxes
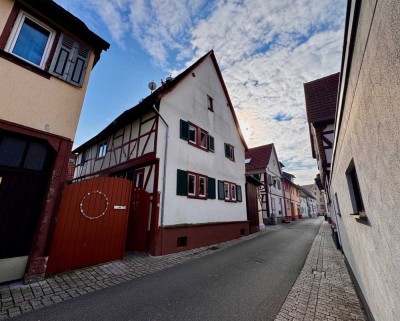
[79,191,109,220]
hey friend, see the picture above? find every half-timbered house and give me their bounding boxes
[73,50,249,256]
[304,73,339,190]
[245,143,285,225]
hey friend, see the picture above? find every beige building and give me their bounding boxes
[0,0,109,283]
[329,0,400,320]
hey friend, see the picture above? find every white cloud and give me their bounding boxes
[55,0,346,184]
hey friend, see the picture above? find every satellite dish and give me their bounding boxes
[148,81,157,92]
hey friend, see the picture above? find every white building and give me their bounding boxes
[301,183,326,216]
[299,186,317,218]
[73,51,249,255]
[245,144,285,225]
[328,1,400,320]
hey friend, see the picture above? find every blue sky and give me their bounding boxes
[55,0,346,185]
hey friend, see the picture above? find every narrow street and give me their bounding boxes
[13,219,321,321]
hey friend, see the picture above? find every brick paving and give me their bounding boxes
[0,225,282,319]
[1,221,367,321]
[274,221,366,321]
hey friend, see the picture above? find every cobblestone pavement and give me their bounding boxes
[274,221,366,321]
[0,225,283,319]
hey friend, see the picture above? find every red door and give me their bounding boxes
[125,188,151,252]
[47,177,132,275]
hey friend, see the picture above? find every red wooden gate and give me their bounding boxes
[125,188,151,252]
[47,177,132,275]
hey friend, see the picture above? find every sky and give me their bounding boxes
[55,0,346,185]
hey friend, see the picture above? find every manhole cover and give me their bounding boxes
[312,269,326,277]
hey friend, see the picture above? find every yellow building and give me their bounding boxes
[0,0,109,283]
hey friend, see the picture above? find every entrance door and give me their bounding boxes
[125,188,151,252]
[0,134,53,283]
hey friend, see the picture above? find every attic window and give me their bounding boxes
[207,95,214,111]
[245,158,251,164]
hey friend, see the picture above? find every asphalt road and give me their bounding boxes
[14,218,322,321]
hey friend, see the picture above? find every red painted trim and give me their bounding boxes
[0,3,19,49]
[187,171,208,199]
[26,138,73,279]
[0,119,70,151]
[142,165,152,190]
[157,221,249,255]
[102,153,157,176]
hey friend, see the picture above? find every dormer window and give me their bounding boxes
[5,11,55,69]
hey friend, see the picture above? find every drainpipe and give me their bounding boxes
[151,104,169,228]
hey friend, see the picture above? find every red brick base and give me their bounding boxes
[154,221,250,256]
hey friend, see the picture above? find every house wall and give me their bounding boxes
[157,56,247,227]
[331,1,400,320]
[75,111,157,195]
[303,184,326,215]
[0,0,95,140]
[266,149,285,220]
[300,196,308,217]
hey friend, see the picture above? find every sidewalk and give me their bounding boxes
[274,221,366,321]
[0,225,282,319]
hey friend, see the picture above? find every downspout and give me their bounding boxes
[152,104,169,227]
[152,104,169,255]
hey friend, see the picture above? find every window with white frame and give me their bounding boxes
[188,174,196,196]
[5,11,56,68]
[224,143,234,161]
[97,141,107,158]
[200,130,208,149]
[3,10,90,87]
[176,170,215,199]
[199,176,206,197]
[180,120,214,152]
[188,125,197,144]
[224,182,229,200]
[231,184,236,201]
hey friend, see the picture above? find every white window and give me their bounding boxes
[224,182,230,200]
[189,125,197,144]
[5,11,56,69]
[200,130,208,149]
[199,176,206,197]
[97,141,107,158]
[188,174,196,196]
[231,184,236,201]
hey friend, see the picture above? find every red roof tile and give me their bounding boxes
[245,143,274,171]
[304,73,339,124]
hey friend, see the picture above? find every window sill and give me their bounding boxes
[188,195,207,200]
[350,211,369,224]
[0,49,51,79]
